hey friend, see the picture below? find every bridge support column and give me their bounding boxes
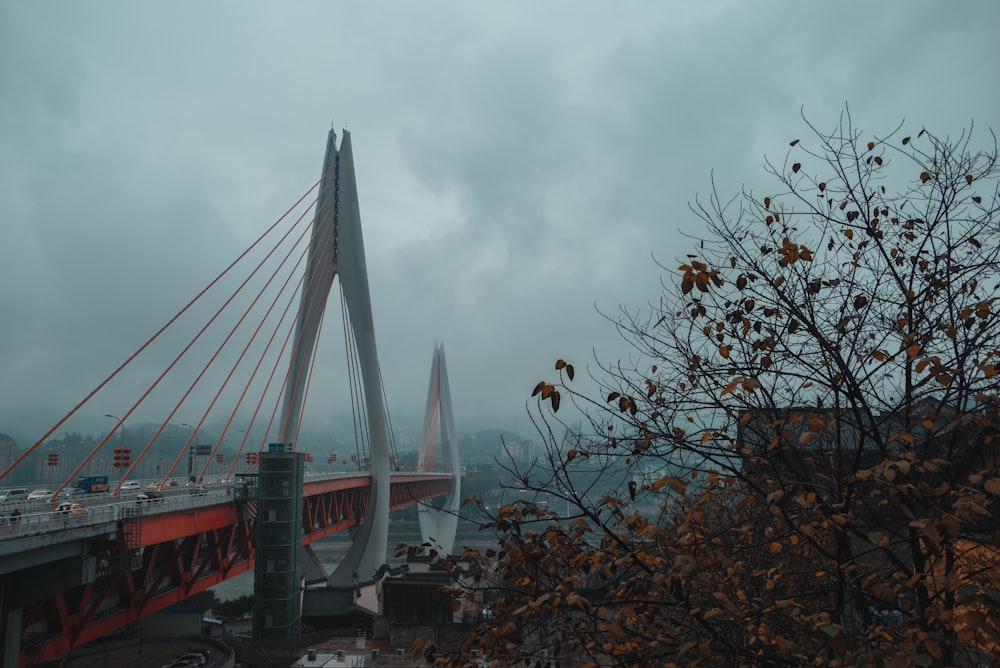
[253,449,305,641]
[0,576,20,668]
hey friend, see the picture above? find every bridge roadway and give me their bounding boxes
[0,470,454,667]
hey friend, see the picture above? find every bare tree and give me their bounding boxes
[420,111,1000,668]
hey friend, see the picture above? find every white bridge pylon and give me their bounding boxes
[417,342,461,556]
[279,129,458,586]
[279,128,390,586]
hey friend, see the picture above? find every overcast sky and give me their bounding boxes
[2,2,998,447]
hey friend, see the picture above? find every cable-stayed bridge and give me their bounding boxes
[0,129,461,667]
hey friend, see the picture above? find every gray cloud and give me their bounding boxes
[2,1,999,446]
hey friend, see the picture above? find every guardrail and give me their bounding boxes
[0,487,236,542]
[0,470,450,543]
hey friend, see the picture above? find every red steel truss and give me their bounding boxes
[18,474,453,667]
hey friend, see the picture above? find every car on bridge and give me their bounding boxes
[0,489,28,501]
[146,480,178,490]
[50,502,88,518]
[27,489,54,501]
[136,491,164,504]
[59,487,88,499]
[119,480,141,492]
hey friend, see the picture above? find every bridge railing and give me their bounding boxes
[0,488,234,543]
[0,471,451,545]
[0,503,118,543]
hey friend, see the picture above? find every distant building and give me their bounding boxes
[0,433,18,473]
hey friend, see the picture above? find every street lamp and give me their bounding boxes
[105,414,125,478]
[181,423,198,483]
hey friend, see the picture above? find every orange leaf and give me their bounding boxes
[665,476,689,495]
[920,171,931,183]
[719,345,731,359]
[984,478,1000,495]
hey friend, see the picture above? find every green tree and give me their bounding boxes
[425,112,1000,667]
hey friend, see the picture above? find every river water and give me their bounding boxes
[209,526,497,601]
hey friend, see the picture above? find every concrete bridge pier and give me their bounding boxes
[1,576,22,668]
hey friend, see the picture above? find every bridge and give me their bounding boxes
[0,129,461,666]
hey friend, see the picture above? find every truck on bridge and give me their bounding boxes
[70,475,109,493]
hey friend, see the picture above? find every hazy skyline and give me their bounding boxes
[2,2,999,447]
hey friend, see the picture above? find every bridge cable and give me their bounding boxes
[340,290,370,469]
[114,184,329,490]
[191,195,337,485]
[0,176,327,486]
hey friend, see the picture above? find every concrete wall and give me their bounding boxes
[389,622,473,651]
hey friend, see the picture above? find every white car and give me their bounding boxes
[27,489,54,501]
[120,481,141,491]
[0,489,28,502]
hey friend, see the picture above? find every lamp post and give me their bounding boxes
[105,414,125,479]
[181,423,198,483]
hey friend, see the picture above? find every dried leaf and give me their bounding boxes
[789,139,799,147]
[920,171,931,183]
[792,162,801,173]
